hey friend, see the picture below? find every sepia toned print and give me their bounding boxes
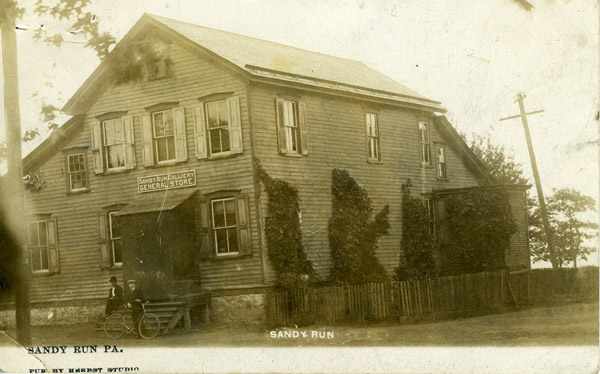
[0,1,598,373]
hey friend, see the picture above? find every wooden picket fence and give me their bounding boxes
[266,267,598,327]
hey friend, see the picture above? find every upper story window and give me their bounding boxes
[64,149,89,193]
[103,118,127,170]
[27,217,59,273]
[91,115,135,174]
[436,145,447,179]
[193,96,243,159]
[152,110,176,163]
[418,121,431,166]
[206,100,231,154]
[365,112,380,162]
[141,105,187,166]
[275,98,308,156]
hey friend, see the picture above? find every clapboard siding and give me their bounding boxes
[250,82,480,281]
[24,42,264,304]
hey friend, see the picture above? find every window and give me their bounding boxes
[211,198,239,256]
[206,100,231,154]
[436,145,447,179]
[66,151,88,192]
[152,110,176,163]
[98,207,126,269]
[425,199,436,237]
[275,98,308,156]
[141,105,187,166]
[108,212,123,266]
[103,118,127,170]
[27,217,59,273]
[197,194,251,259]
[366,113,380,161]
[418,121,431,165]
[28,221,48,272]
[148,60,168,80]
[193,97,243,159]
[91,115,135,174]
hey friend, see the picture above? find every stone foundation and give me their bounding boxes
[0,293,267,329]
[0,303,105,329]
[208,293,265,325]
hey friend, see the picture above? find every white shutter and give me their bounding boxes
[193,104,208,159]
[275,98,286,154]
[173,107,188,162]
[141,114,154,167]
[91,121,104,174]
[227,96,243,154]
[122,115,136,169]
[299,101,308,156]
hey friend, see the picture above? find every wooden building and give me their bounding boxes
[1,14,529,325]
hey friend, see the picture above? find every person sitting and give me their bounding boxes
[126,279,145,337]
[104,276,124,317]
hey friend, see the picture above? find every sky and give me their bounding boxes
[0,0,598,266]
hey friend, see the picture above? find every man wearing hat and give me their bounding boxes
[126,279,145,335]
[104,276,124,317]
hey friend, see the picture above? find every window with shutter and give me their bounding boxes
[197,96,243,158]
[275,98,308,156]
[27,217,59,273]
[198,193,252,259]
[91,114,137,173]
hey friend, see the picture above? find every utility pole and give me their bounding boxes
[500,92,557,270]
[1,0,31,345]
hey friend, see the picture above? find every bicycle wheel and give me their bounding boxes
[138,313,161,339]
[104,313,126,339]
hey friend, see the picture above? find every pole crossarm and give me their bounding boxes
[499,109,544,121]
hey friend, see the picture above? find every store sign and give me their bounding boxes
[137,170,197,193]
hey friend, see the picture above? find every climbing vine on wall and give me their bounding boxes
[255,159,315,289]
[395,179,439,281]
[23,170,47,193]
[328,168,389,284]
[445,188,517,274]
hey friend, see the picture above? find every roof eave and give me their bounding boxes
[23,115,85,174]
[433,115,495,184]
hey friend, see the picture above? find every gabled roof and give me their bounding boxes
[23,115,84,174]
[434,115,495,185]
[63,13,445,115]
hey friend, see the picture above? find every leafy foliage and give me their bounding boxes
[395,179,439,280]
[33,0,116,59]
[255,159,315,289]
[328,168,389,284]
[445,188,517,274]
[23,170,47,192]
[470,134,528,185]
[530,188,598,268]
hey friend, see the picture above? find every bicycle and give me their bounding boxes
[104,301,161,340]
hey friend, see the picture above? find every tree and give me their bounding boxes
[469,133,528,185]
[395,179,439,280]
[530,188,597,268]
[328,169,389,284]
